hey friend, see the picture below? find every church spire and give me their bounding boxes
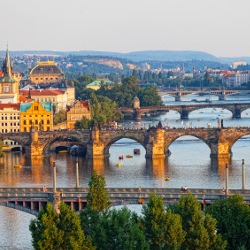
[1,45,14,82]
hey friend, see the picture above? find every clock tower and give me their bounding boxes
[0,48,20,103]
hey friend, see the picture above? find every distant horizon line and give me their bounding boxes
[1,49,250,59]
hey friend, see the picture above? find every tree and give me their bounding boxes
[53,110,67,126]
[29,202,94,250]
[86,169,110,212]
[90,92,123,127]
[138,87,163,106]
[91,207,149,250]
[74,116,91,129]
[142,193,185,249]
[170,193,226,250]
[206,195,250,250]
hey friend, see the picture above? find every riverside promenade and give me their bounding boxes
[0,187,249,216]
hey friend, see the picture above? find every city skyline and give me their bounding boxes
[1,0,250,57]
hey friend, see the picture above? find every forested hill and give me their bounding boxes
[0,50,220,62]
[1,50,250,64]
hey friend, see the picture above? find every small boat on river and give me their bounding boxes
[116,163,121,167]
[126,155,133,158]
[165,177,171,181]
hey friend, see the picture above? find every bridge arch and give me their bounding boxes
[0,134,27,153]
[228,133,250,157]
[103,135,146,157]
[164,133,211,157]
[43,134,88,156]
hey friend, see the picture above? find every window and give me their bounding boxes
[34,105,38,111]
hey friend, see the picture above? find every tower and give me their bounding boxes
[0,47,20,103]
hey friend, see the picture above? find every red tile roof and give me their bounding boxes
[20,89,65,96]
[0,103,20,110]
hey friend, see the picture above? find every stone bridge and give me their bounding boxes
[119,102,250,120]
[0,187,249,215]
[158,89,250,101]
[1,127,250,163]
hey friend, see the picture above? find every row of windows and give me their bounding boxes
[33,98,55,102]
[1,123,19,126]
[23,115,51,118]
[0,116,19,120]
[23,120,50,125]
[34,77,58,80]
[3,141,20,145]
[1,129,20,133]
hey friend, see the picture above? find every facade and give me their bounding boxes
[20,102,53,132]
[231,61,247,69]
[24,61,75,108]
[222,71,249,87]
[20,89,68,111]
[29,61,64,84]
[0,48,20,103]
[0,103,20,133]
[67,100,91,129]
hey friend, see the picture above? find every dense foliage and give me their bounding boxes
[170,193,226,250]
[206,195,250,250]
[29,202,94,250]
[53,110,67,125]
[142,193,185,249]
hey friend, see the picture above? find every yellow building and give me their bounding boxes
[29,61,64,84]
[67,100,91,129]
[0,48,20,103]
[20,102,53,132]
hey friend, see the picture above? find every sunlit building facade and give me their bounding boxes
[20,102,53,132]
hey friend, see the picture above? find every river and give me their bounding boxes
[1,93,250,249]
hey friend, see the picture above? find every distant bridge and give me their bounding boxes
[0,187,249,215]
[158,89,250,101]
[119,101,250,120]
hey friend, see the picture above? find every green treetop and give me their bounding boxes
[29,202,94,250]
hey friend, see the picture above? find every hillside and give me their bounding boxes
[0,50,219,62]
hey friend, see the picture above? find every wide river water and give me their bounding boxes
[1,93,250,249]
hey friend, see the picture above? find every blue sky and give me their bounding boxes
[1,0,250,57]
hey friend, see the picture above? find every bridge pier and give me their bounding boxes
[210,140,232,162]
[218,94,226,101]
[134,109,142,122]
[232,107,242,119]
[180,108,189,119]
[175,94,182,102]
[86,128,105,159]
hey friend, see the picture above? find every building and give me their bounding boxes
[20,89,68,111]
[29,61,64,84]
[21,60,75,108]
[0,48,20,103]
[20,102,53,132]
[0,103,20,133]
[231,61,247,69]
[67,100,91,129]
[221,71,249,87]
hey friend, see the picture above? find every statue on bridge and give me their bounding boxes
[157,121,163,129]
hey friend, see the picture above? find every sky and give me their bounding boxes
[1,0,250,57]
